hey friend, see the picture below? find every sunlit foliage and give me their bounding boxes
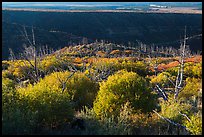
[17,79,74,129]
[184,113,202,135]
[151,72,175,87]
[159,96,192,123]
[93,70,157,118]
[2,52,202,135]
[179,78,202,100]
[23,71,99,110]
[2,77,37,134]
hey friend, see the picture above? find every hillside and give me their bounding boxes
[2,2,202,135]
[2,41,202,135]
[2,10,202,60]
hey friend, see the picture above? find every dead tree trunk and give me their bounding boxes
[18,25,45,83]
[8,48,16,61]
[174,26,187,100]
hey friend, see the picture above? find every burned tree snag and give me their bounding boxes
[174,26,187,100]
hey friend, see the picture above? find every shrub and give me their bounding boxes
[166,66,179,76]
[2,73,74,134]
[2,78,17,115]
[65,72,99,109]
[150,72,173,87]
[37,71,99,110]
[93,70,157,118]
[192,62,202,78]
[2,77,15,90]
[76,104,133,135]
[92,58,120,72]
[183,62,194,77]
[2,70,15,80]
[2,105,37,135]
[39,56,72,73]
[90,59,148,79]
[178,78,201,100]
[79,102,167,135]
[184,113,202,135]
[17,81,74,129]
[159,97,192,123]
[167,62,202,78]
[2,60,10,70]
[6,60,31,78]
[2,78,37,134]
[121,61,148,76]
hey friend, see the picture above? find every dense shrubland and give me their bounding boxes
[2,43,202,135]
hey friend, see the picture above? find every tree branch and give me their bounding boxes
[153,110,186,129]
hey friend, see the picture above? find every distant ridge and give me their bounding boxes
[2,9,202,60]
[2,7,202,14]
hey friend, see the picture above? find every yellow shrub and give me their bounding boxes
[17,80,74,128]
[93,70,157,118]
[184,113,202,135]
[178,78,202,99]
[27,71,99,110]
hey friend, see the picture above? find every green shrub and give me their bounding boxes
[184,62,202,78]
[150,72,173,87]
[184,113,202,135]
[17,81,74,129]
[93,70,157,118]
[169,62,202,78]
[166,67,179,77]
[2,77,15,90]
[6,60,31,78]
[39,56,72,73]
[2,60,10,70]
[178,78,201,100]
[167,62,201,78]
[159,97,192,123]
[183,62,194,77]
[36,71,99,110]
[2,74,74,134]
[91,59,120,75]
[2,78,17,115]
[121,61,148,76]
[2,78,37,134]
[91,59,148,78]
[2,70,15,80]
[2,106,37,135]
[77,104,133,135]
[66,72,99,109]
[192,62,202,78]
[79,102,165,135]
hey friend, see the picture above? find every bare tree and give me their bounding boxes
[153,110,188,135]
[18,26,45,83]
[174,26,187,100]
[8,48,16,61]
[148,27,189,102]
[55,70,75,93]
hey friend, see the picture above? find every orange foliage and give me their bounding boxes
[157,61,179,71]
[157,55,202,71]
[185,55,202,63]
[96,51,106,57]
[124,50,134,54]
[110,50,121,55]
[74,57,83,63]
